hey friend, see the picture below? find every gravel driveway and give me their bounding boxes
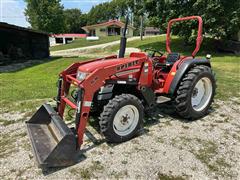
[50,36,160,57]
[0,99,240,179]
[50,36,140,57]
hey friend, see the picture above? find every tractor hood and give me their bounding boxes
[78,57,141,73]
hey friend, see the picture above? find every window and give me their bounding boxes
[100,28,106,32]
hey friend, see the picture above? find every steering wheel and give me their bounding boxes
[144,48,164,58]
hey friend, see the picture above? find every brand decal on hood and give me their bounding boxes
[116,60,139,71]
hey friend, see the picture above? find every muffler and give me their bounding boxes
[26,104,78,168]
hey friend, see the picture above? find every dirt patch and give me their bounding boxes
[0,99,240,179]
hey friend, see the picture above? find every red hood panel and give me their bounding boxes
[78,57,140,72]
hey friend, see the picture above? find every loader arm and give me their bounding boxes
[57,55,117,116]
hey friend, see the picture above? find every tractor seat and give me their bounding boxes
[166,52,180,66]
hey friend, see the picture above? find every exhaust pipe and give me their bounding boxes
[118,15,129,58]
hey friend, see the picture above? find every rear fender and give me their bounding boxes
[169,58,211,96]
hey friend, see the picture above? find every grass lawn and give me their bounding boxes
[0,37,239,113]
[50,36,121,51]
[107,35,217,56]
[211,55,240,100]
[0,57,87,112]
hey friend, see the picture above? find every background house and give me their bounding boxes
[82,20,135,37]
[144,27,161,36]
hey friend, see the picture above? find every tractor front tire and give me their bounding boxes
[175,65,216,120]
[99,94,144,143]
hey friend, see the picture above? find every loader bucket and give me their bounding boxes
[26,104,78,168]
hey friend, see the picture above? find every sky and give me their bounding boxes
[0,0,110,27]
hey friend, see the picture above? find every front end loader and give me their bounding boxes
[26,16,216,168]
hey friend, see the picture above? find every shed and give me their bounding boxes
[144,27,160,36]
[49,34,87,46]
[0,22,49,65]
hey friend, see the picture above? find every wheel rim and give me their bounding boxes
[113,105,139,136]
[191,77,213,112]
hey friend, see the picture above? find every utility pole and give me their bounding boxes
[133,0,136,27]
[140,15,143,40]
[134,0,144,40]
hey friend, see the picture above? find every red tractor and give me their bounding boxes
[26,16,216,168]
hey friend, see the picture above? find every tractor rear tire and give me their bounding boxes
[175,65,216,120]
[99,94,144,143]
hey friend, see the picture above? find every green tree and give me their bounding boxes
[87,0,129,25]
[87,2,116,25]
[64,9,87,33]
[24,0,65,33]
[144,0,240,42]
[193,0,240,41]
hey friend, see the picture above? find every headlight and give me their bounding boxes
[76,71,88,81]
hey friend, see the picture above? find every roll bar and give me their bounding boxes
[166,16,203,57]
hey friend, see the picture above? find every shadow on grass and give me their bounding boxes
[144,101,216,125]
[42,153,87,176]
[0,56,65,73]
[0,57,61,73]
[41,118,106,175]
[86,101,217,150]
[41,127,105,175]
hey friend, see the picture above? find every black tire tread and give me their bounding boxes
[175,65,216,119]
[99,94,143,142]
